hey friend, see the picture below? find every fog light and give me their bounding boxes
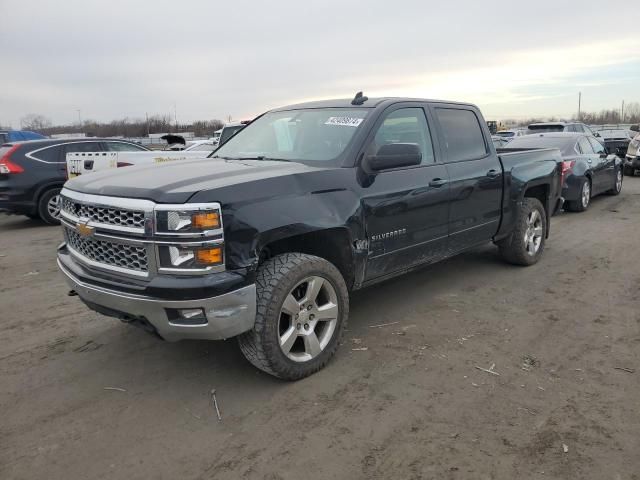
[167,308,207,325]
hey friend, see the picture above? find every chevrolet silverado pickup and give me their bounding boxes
[57,95,563,380]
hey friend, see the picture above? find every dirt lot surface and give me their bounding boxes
[1,179,639,480]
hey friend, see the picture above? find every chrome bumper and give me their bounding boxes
[58,259,256,341]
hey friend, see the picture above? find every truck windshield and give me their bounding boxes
[211,109,368,163]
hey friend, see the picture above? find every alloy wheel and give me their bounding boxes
[47,194,61,219]
[278,276,339,362]
[581,181,591,208]
[524,209,543,256]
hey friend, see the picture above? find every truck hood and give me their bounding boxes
[64,158,332,203]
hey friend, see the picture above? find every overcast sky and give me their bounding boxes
[1,0,639,128]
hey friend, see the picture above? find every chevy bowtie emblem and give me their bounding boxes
[76,220,95,237]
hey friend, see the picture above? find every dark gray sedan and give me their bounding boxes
[506,133,623,212]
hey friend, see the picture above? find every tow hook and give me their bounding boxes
[67,290,78,297]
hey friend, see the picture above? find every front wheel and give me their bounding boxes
[238,253,349,380]
[607,168,622,195]
[498,197,547,266]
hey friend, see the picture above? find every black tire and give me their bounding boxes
[37,188,62,225]
[625,165,635,177]
[498,197,547,266]
[26,213,40,220]
[607,168,623,195]
[564,177,591,212]
[238,253,349,380]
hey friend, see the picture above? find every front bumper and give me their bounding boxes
[58,258,256,341]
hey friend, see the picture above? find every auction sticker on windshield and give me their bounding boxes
[325,117,364,127]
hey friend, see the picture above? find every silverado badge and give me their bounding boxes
[76,220,95,238]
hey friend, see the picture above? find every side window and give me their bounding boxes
[577,137,594,154]
[588,137,606,155]
[106,142,146,152]
[63,142,103,155]
[435,108,488,162]
[566,124,577,132]
[30,145,62,162]
[372,107,435,164]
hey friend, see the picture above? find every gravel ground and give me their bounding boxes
[1,178,639,480]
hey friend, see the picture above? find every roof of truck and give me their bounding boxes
[271,97,476,111]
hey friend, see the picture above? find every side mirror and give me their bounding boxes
[594,132,601,138]
[365,143,422,171]
[631,124,640,132]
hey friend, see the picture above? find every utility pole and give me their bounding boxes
[621,100,625,122]
[577,92,581,120]
[174,102,177,132]
[146,112,150,136]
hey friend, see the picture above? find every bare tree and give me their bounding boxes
[20,114,52,132]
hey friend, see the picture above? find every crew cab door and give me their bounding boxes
[432,106,503,253]
[361,105,450,280]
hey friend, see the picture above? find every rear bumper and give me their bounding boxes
[58,258,257,341]
[0,184,36,215]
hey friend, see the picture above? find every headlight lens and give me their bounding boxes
[155,207,221,235]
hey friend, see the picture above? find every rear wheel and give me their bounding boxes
[625,165,635,177]
[238,253,349,380]
[607,168,622,195]
[498,197,546,266]
[37,188,62,225]
[564,178,591,212]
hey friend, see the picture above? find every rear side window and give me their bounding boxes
[435,108,487,162]
[63,142,104,154]
[30,145,62,162]
[588,137,606,154]
[577,137,593,154]
[106,141,147,152]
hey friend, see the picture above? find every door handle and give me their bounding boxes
[429,178,448,187]
[486,169,500,178]
[587,159,592,164]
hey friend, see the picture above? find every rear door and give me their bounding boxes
[432,105,503,253]
[362,104,450,280]
[588,136,615,193]
[576,136,603,192]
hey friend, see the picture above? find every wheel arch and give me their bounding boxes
[258,228,356,290]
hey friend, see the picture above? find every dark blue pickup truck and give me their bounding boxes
[57,94,563,380]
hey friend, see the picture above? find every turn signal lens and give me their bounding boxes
[195,247,223,265]
[192,212,220,229]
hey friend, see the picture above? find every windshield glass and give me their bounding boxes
[211,109,369,163]
[508,136,576,156]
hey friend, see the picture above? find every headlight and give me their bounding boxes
[153,202,225,274]
[154,204,222,235]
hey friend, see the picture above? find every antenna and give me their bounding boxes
[351,91,368,106]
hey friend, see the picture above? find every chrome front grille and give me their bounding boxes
[61,196,145,229]
[64,227,148,273]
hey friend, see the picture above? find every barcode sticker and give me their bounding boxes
[325,117,364,127]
